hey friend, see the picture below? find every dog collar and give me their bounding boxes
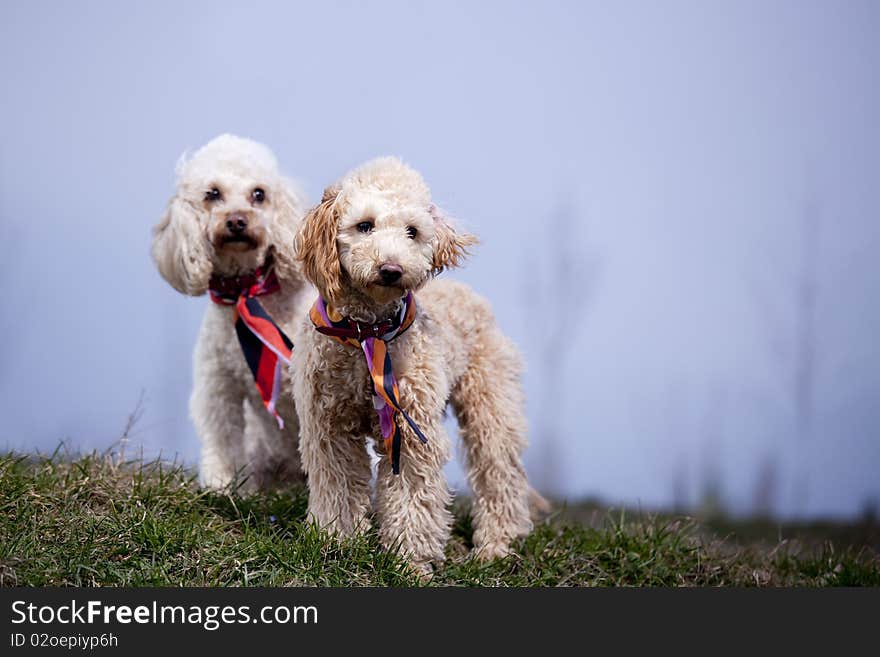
[208,256,277,305]
[309,292,416,344]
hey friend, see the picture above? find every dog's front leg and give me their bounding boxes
[300,429,372,536]
[373,406,453,577]
[292,336,374,536]
[297,401,372,536]
[190,358,249,492]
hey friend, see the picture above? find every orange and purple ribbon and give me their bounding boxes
[310,292,426,474]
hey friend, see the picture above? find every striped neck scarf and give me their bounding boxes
[209,264,293,428]
[309,292,427,474]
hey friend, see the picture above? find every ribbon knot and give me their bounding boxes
[310,292,427,474]
[209,263,293,428]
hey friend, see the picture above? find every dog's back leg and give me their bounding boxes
[243,396,305,490]
[450,328,536,560]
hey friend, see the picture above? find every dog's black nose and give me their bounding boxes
[226,213,248,233]
[379,264,403,284]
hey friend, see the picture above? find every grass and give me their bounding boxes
[1,449,877,587]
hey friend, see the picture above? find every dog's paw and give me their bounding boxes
[473,541,511,562]
[307,508,370,538]
[408,560,436,582]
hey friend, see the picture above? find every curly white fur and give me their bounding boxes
[151,134,312,491]
[291,157,544,573]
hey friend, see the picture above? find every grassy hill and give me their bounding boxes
[1,450,877,587]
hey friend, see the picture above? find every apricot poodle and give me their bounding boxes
[291,157,542,572]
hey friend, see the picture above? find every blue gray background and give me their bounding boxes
[2,1,877,518]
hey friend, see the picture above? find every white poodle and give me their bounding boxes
[291,157,544,573]
[151,134,311,491]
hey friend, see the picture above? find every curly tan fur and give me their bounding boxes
[291,156,542,573]
[151,134,312,492]
[429,204,478,275]
[296,186,344,303]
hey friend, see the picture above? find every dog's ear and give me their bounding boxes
[268,177,307,284]
[151,194,213,295]
[295,185,343,301]
[430,203,479,275]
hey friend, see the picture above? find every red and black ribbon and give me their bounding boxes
[209,265,293,428]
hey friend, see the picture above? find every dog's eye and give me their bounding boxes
[356,220,374,233]
[205,187,222,202]
[251,188,266,204]
[406,226,418,239]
